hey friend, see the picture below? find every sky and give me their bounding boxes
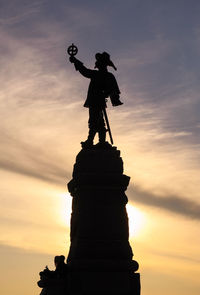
[0,0,200,294]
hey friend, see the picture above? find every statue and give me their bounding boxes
[36,45,141,294]
[37,255,68,295]
[68,44,123,148]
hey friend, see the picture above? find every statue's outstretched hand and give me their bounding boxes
[69,56,76,63]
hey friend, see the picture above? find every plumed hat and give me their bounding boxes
[95,52,117,70]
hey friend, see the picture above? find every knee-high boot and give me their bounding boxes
[98,128,106,143]
[87,129,96,143]
[81,129,96,148]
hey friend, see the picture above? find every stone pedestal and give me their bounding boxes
[67,144,140,295]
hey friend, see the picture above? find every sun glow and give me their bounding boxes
[57,192,145,239]
[126,204,146,238]
[57,192,72,227]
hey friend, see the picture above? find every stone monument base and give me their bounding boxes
[69,271,140,295]
[67,259,140,295]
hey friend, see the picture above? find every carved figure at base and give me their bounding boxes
[37,255,68,295]
[68,46,123,148]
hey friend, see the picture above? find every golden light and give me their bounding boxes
[55,192,146,240]
[126,204,146,238]
[56,192,72,227]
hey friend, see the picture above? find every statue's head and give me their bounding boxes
[95,52,117,71]
[54,255,65,267]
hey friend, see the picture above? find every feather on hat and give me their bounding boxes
[95,52,117,70]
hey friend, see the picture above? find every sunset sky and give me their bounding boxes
[1,1,200,294]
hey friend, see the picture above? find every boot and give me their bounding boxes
[81,129,96,148]
[98,128,106,144]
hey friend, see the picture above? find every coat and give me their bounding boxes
[72,58,121,108]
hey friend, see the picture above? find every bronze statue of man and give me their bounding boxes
[69,51,123,148]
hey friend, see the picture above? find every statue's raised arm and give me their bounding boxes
[68,44,123,148]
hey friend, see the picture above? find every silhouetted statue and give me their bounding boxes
[37,255,68,295]
[36,46,140,295]
[68,44,123,148]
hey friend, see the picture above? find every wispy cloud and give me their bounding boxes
[0,1,200,229]
[0,25,86,183]
[153,249,200,264]
[0,0,45,26]
[130,186,200,220]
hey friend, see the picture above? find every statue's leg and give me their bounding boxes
[87,129,96,142]
[81,108,97,147]
[98,110,106,143]
[98,128,106,143]
[88,108,97,141]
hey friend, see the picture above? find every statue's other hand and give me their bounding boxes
[110,94,123,106]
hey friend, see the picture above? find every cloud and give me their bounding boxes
[0,25,86,183]
[0,113,77,184]
[130,186,200,220]
[0,155,68,185]
[0,0,45,26]
[119,37,173,68]
[0,1,200,227]
[0,215,66,232]
[154,249,200,264]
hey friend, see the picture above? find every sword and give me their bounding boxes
[102,108,114,145]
